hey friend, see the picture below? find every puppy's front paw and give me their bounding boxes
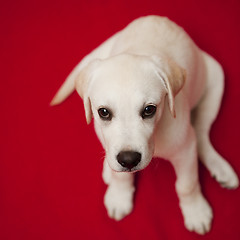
[180,194,213,235]
[104,184,134,221]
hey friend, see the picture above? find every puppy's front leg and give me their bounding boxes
[102,158,112,185]
[171,127,213,235]
[104,163,135,221]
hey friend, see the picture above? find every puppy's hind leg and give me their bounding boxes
[192,52,239,189]
[172,126,212,235]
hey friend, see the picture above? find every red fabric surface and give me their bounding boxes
[1,0,240,239]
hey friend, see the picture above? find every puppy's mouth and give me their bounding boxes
[108,160,150,173]
[111,159,152,173]
[114,167,141,173]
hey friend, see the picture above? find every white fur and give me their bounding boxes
[51,16,239,235]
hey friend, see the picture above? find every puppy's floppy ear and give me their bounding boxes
[151,56,186,118]
[75,60,100,124]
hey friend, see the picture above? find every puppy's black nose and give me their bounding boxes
[117,151,141,170]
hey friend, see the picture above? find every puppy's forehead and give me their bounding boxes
[94,55,151,84]
[89,54,164,104]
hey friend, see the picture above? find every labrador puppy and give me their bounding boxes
[51,16,239,235]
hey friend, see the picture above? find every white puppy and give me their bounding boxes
[51,16,239,235]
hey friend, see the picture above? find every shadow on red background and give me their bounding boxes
[0,0,240,239]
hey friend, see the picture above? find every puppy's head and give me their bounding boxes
[75,54,185,172]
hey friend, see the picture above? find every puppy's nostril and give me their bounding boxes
[117,151,141,170]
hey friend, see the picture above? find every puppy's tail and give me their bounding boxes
[50,64,81,106]
[50,31,120,106]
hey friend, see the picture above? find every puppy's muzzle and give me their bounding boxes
[117,151,141,170]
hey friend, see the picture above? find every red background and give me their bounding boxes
[1,0,240,239]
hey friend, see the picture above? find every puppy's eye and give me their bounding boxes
[142,105,157,119]
[98,108,112,121]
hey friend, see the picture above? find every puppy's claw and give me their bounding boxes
[209,159,239,189]
[211,171,239,190]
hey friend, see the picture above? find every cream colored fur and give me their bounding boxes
[51,16,239,235]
